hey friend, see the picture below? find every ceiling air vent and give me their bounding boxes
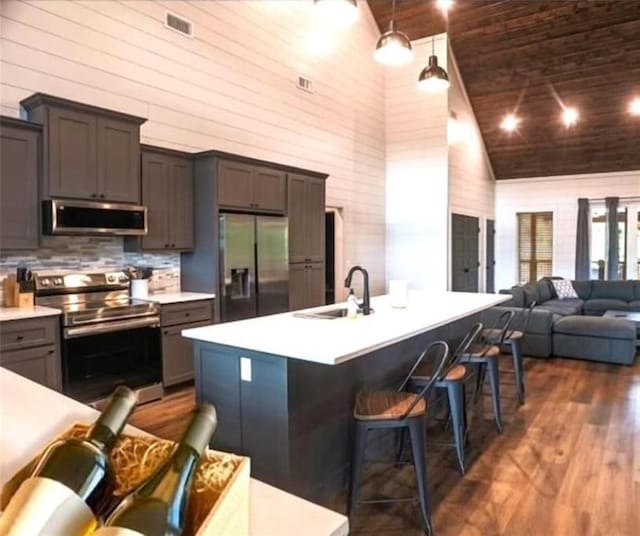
[165,11,194,38]
[297,76,314,94]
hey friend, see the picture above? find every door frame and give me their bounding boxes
[448,209,490,292]
[326,207,346,302]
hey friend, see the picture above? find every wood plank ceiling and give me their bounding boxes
[368,0,640,179]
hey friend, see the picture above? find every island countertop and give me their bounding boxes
[183,291,510,365]
[0,368,348,536]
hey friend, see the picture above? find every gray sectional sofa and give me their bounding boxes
[480,278,639,365]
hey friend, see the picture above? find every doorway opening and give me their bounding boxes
[325,207,344,305]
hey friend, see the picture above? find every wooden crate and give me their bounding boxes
[1,423,250,536]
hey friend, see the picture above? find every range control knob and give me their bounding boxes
[119,274,129,283]
[53,278,63,286]
[107,274,117,284]
[40,278,50,287]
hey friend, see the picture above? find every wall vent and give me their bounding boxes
[297,76,314,93]
[165,11,194,38]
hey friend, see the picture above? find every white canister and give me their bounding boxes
[130,279,149,299]
[389,279,409,308]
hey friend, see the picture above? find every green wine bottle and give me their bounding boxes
[0,386,137,536]
[95,404,217,536]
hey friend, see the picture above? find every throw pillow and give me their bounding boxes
[551,279,578,299]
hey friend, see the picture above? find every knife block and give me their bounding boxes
[2,277,34,308]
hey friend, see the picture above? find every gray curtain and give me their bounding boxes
[605,196,619,280]
[575,198,590,280]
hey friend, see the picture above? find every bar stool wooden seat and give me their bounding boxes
[348,341,450,536]
[482,302,535,405]
[408,325,483,474]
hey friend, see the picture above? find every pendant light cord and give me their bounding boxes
[390,0,396,31]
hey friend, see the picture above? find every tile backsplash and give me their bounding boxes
[0,236,180,298]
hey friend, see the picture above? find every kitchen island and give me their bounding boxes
[0,368,348,536]
[183,291,509,507]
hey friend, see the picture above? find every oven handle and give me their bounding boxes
[64,316,161,339]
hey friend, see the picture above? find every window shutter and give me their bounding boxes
[518,212,553,283]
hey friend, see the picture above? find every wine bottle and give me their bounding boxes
[0,386,137,536]
[95,404,217,536]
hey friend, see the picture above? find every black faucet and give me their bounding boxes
[344,266,372,315]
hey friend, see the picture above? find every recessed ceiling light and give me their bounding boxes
[313,0,359,27]
[436,0,454,13]
[630,97,640,116]
[500,114,520,133]
[562,107,579,127]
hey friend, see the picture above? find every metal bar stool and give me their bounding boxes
[459,317,511,434]
[408,324,484,474]
[348,341,451,536]
[482,302,536,405]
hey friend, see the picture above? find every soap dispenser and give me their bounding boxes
[347,288,359,318]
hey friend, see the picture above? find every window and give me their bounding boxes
[590,206,628,280]
[518,212,553,284]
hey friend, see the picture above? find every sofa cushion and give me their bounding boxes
[629,300,640,312]
[554,315,636,340]
[590,280,634,301]
[508,286,525,308]
[583,299,629,316]
[536,298,583,316]
[522,283,539,306]
[572,280,592,300]
[536,279,554,303]
[634,281,640,301]
[551,279,579,299]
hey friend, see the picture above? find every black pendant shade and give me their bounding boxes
[418,54,450,92]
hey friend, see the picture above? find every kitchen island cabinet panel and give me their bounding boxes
[0,118,40,250]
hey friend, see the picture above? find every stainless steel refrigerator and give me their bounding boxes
[219,213,289,322]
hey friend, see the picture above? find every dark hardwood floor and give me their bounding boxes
[131,356,640,535]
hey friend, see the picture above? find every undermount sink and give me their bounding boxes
[293,307,349,320]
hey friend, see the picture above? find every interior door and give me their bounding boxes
[451,213,479,292]
[486,219,496,293]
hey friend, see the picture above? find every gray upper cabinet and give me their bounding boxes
[97,117,140,202]
[288,174,326,264]
[125,146,193,252]
[21,93,146,204]
[48,107,98,199]
[253,167,286,212]
[218,159,286,213]
[0,117,40,250]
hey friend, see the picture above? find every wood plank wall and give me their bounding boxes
[0,0,387,293]
[495,171,640,290]
[447,49,495,291]
[385,36,449,292]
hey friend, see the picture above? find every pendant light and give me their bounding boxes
[313,0,359,27]
[417,36,449,92]
[374,0,413,66]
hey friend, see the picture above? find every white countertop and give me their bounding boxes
[183,291,510,365]
[0,305,61,322]
[0,368,348,536]
[142,291,216,305]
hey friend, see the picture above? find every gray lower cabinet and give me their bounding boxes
[0,316,62,391]
[0,117,40,250]
[160,300,213,387]
[289,263,325,311]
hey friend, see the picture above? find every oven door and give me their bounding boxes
[62,316,161,402]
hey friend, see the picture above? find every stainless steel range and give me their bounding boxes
[35,272,162,404]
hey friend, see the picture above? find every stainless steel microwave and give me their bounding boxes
[42,199,148,236]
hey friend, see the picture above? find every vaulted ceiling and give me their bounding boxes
[368,0,640,180]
